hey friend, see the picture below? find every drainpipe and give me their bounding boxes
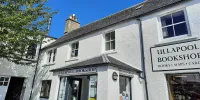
[29,41,42,100]
[136,18,149,100]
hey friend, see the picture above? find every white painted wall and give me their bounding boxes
[141,0,200,100]
[0,58,35,100]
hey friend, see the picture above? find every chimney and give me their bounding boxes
[64,14,80,34]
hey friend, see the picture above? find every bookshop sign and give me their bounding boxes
[150,40,200,71]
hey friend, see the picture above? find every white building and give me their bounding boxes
[28,0,200,100]
[141,0,200,100]
[0,35,56,100]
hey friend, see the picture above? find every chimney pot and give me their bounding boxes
[64,14,80,34]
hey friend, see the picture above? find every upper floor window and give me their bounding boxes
[105,31,115,51]
[26,44,37,59]
[161,10,189,39]
[47,49,57,64]
[70,42,79,58]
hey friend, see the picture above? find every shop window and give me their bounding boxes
[119,76,131,100]
[47,49,57,64]
[70,42,79,58]
[160,10,189,39]
[167,73,200,100]
[89,76,97,100]
[105,31,115,51]
[40,80,52,99]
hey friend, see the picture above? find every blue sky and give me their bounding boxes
[46,0,144,38]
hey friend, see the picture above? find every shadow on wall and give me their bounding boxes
[31,54,53,100]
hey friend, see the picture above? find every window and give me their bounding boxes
[167,73,200,100]
[105,31,115,51]
[40,80,52,98]
[160,10,189,39]
[53,49,57,62]
[26,44,37,59]
[70,42,79,58]
[47,49,57,64]
[119,76,131,100]
[0,77,9,86]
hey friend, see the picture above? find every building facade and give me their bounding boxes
[29,0,200,100]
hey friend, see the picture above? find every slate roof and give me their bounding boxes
[44,0,184,50]
[50,54,141,72]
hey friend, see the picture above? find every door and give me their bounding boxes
[0,76,10,100]
[68,78,82,100]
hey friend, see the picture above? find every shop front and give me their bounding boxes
[150,40,200,100]
[50,55,142,100]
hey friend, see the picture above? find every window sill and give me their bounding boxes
[65,58,79,62]
[102,50,117,55]
[155,36,198,47]
[40,96,49,99]
[43,63,55,67]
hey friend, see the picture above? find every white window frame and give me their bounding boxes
[70,42,79,59]
[46,48,57,64]
[104,31,115,52]
[158,8,191,42]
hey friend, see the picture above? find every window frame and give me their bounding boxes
[158,9,191,41]
[40,80,52,99]
[70,42,79,58]
[46,48,57,64]
[104,31,115,51]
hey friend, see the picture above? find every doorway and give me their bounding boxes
[69,78,82,100]
[58,75,97,100]
[5,77,25,100]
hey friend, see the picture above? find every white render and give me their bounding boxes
[0,36,56,100]
[30,0,200,100]
[140,0,200,100]
[31,13,145,100]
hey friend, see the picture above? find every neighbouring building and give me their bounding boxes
[30,0,200,100]
[0,35,56,100]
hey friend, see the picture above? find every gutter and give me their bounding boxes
[136,18,149,100]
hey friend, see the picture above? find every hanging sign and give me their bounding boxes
[150,40,200,71]
[54,67,97,76]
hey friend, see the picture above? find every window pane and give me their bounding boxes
[119,76,126,93]
[167,74,200,100]
[72,43,76,49]
[172,10,185,24]
[0,77,4,81]
[76,42,79,49]
[174,23,188,36]
[162,26,174,38]
[40,80,51,98]
[74,50,78,57]
[111,41,115,50]
[0,82,3,86]
[3,82,8,86]
[161,14,172,26]
[111,32,115,40]
[71,50,75,57]
[106,42,110,50]
[4,78,9,81]
[105,33,110,41]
